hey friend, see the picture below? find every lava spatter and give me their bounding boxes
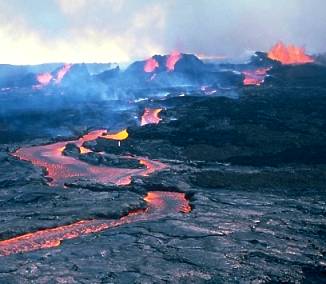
[140,108,162,126]
[0,191,191,256]
[144,57,159,73]
[55,63,73,84]
[166,51,182,71]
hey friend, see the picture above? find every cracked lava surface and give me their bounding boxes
[0,191,190,256]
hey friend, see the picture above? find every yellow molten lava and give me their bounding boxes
[79,146,92,154]
[104,129,129,141]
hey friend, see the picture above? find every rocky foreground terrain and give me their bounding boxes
[0,81,325,283]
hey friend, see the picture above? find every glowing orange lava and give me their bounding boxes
[0,191,190,256]
[55,63,73,84]
[103,129,129,140]
[166,51,182,71]
[140,108,162,126]
[12,129,165,187]
[144,57,159,72]
[267,42,313,65]
[36,72,53,86]
[243,68,270,86]
[79,146,92,154]
[144,191,191,214]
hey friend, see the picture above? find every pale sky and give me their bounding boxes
[0,0,325,64]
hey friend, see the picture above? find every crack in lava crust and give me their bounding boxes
[0,191,191,256]
[12,130,166,186]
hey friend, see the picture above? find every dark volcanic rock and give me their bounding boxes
[112,90,326,168]
[95,66,120,83]
[122,53,243,88]
[1,64,326,283]
[79,152,146,169]
[62,143,80,157]
[60,63,91,87]
[265,63,326,87]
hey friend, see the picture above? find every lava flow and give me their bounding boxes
[13,129,165,187]
[36,72,53,86]
[140,108,162,126]
[55,63,73,84]
[34,63,73,89]
[267,42,314,65]
[103,129,129,140]
[243,68,270,86]
[0,191,190,257]
[166,51,182,71]
[144,57,159,73]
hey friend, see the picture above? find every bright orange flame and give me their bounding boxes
[36,72,53,86]
[0,191,190,256]
[166,51,182,71]
[55,63,73,84]
[144,57,159,73]
[104,129,129,140]
[267,42,313,65]
[140,108,162,126]
[243,68,270,86]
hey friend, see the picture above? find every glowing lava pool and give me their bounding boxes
[12,129,166,187]
[0,191,191,256]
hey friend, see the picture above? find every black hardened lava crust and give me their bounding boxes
[0,60,326,282]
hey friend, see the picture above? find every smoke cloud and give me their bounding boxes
[0,0,325,64]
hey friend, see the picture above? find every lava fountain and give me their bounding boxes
[55,63,73,84]
[166,51,182,71]
[36,72,53,86]
[267,42,313,65]
[141,108,162,126]
[144,57,159,73]
[12,129,166,187]
[0,191,191,256]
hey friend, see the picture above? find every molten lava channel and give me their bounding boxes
[267,42,313,65]
[13,129,166,187]
[141,108,162,126]
[0,191,191,256]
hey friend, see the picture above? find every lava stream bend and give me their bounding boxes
[13,129,166,186]
[0,191,191,256]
